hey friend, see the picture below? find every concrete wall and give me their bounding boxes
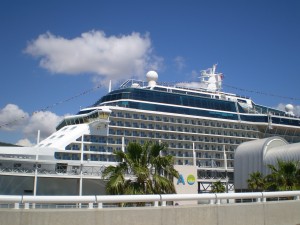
[0,200,300,225]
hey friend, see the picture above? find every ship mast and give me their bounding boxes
[200,64,223,92]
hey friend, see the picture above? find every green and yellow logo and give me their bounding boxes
[187,174,195,185]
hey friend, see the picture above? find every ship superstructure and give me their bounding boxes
[1,65,300,195]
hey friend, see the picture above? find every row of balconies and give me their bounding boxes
[110,112,258,131]
[111,121,259,133]
[67,139,238,153]
[169,151,234,160]
[109,126,258,140]
[175,159,234,168]
[109,122,259,138]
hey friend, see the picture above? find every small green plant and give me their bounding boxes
[211,180,225,193]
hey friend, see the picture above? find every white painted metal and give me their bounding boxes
[192,142,196,166]
[1,191,300,209]
[95,194,161,203]
[37,130,40,145]
[22,195,96,204]
[108,80,112,93]
[122,136,125,152]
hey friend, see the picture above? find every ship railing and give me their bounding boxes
[81,166,103,176]
[0,191,300,209]
[0,165,106,177]
[0,167,35,174]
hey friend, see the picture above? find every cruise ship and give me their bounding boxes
[1,65,300,195]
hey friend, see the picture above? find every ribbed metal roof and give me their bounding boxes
[265,142,300,165]
[234,136,288,190]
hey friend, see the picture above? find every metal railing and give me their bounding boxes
[0,191,300,210]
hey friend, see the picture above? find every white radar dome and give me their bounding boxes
[146,71,158,88]
[146,71,158,81]
[285,104,294,116]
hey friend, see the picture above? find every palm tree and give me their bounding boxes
[211,180,225,193]
[247,171,266,191]
[266,160,300,191]
[102,141,179,195]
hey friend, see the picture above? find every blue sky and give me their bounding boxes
[1,0,300,145]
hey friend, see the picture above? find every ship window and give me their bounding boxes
[238,99,247,103]
[117,121,123,126]
[125,113,131,118]
[108,138,115,144]
[125,122,131,127]
[117,112,123,117]
[162,117,169,122]
[99,137,107,143]
[155,116,162,121]
[133,114,139,119]
[116,130,123,135]
[76,136,82,141]
[71,126,77,130]
[54,152,62,159]
[46,143,52,147]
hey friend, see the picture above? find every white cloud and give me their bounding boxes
[16,138,34,147]
[23,111,64,140]
[295,106,300,116]
[0,104,29,131]
[190,70,200,79]
[174,56,185,70]
[25,31,163,84]
[175,70,204,89]
[275,103,285,111]
[275,103,300,116]
[0,104,64,144]
[176,81,206,89]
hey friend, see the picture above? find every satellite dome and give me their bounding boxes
[146,71,158,88]
[285,104,294,116]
